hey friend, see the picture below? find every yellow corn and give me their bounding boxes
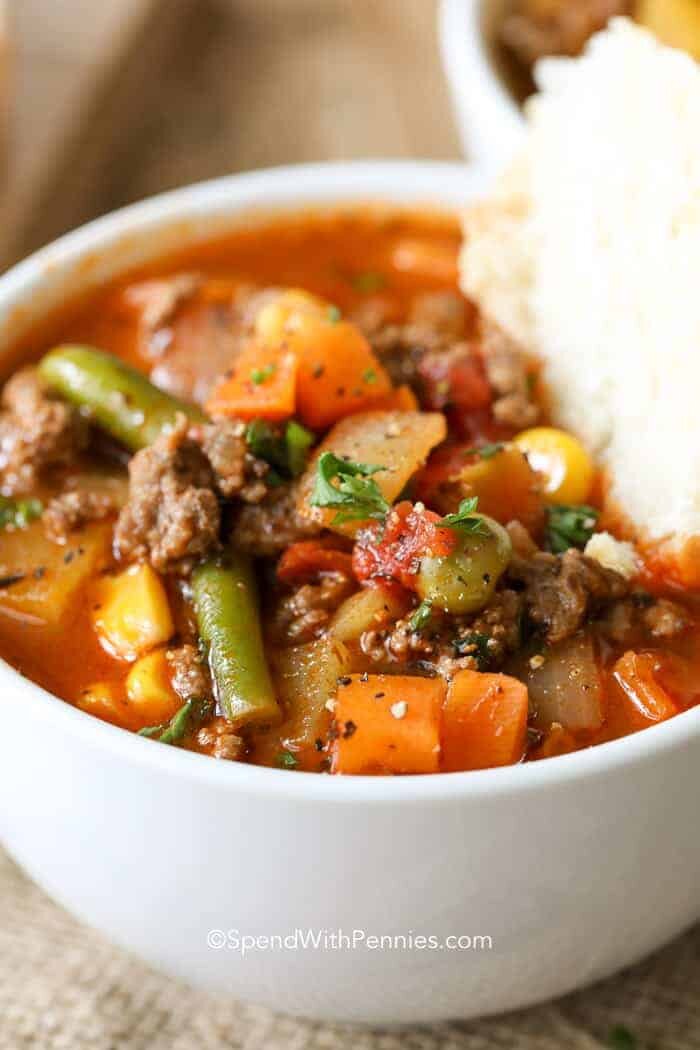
[514,426,594,505]
[126,649,182,726]
[93,563,174,661]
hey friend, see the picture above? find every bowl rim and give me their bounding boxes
[439,0,526,166]
[3,158,700,804]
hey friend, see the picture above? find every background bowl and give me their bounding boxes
[440,0,526,168]
[1,162,700,1026]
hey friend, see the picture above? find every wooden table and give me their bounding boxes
[4,0,461,269]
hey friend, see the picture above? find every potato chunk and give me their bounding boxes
[296,410,447,537]
[0,520,112,626]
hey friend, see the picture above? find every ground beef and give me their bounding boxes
[166,643,212,702]
[44,489,116,543]
[506,520,539,558]
[233,484,320,558]
[480,322,539,430]
[0,368,88,495]
[362,295,474,391]
[122,273,202,338]
[508,548,629,645]
[599,595,690,647]
[274,571,356,644]
[361,588,524,679]
[197,717,243,761]
[193,418,270,503]
[500,0,631,68]
[115,415,220,575]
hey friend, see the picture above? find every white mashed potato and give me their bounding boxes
[461,19,700,552]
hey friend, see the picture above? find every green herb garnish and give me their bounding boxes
[0,496,43,530]
[326,305,342,324]
[246,419,314,480]
[464,442,505,461]
[441,497,488,535]
[409,599,433,632]
[351,271,386,294]
[454,631,491,670]
[607,1025,638,1050]
[546,503,599,554]
[276,750,299,769]
[250,363,277,385]
[138,699,195,746]
[310,451,390,525]
[362,368,378,385]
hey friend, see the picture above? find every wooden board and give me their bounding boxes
[4,0,461,268]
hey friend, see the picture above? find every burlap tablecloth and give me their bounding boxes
[2,848,699,1049]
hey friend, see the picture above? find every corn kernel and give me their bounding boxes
[515,426,594,504]
[126,649,182,726]
[93,563,174,661]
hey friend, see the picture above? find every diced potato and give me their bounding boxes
[77,681,134,730]
[296,410,447,537]
[94,563,174,661]
[524,632,603,732]
[254,289,328,344]
[329,585,412,644]
[126,648,182,726]
[0,520,112,626]
[272,636,352,750]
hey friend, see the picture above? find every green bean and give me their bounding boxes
[38,345,205,451]
[192,554,280,728]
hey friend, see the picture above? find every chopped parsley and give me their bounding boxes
[607,1025,638,1050]
[464,442,505,461]
[246,419,314,480]
[454,631,491,670]
[351,270,386,294]
[310,451,390,525]
[326,305,342,324]
[276,750,299,769]
[409,599,433,632]
[250,362,277,385]
[0,496,43,530]
[362,368,378,385]
[138,699,195,746]
[441,496,489,536]
[546,503,599,554]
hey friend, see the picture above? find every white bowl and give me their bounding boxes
[440,0,526,168]
[1,162,700,1026]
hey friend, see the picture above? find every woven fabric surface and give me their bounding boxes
[2,849,699,1049]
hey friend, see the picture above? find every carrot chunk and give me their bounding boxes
[441,670,528,772]
[369,384,419,412]
[292,318,393,430]
[612,651,678,730]
[206,344,297,421]
[277,540,354,584]
[331,674,445,775]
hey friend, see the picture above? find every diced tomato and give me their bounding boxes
[419,345,491,413]
[352,500,456,590]
[277,540,354,584]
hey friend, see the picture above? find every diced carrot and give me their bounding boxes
[331,674,445,775]
[206,344,297,421]
[368,384,419,412]
[277,540,354,584]
[612,651,678,731]
[293,318,393,430]
[441,670,528,772]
